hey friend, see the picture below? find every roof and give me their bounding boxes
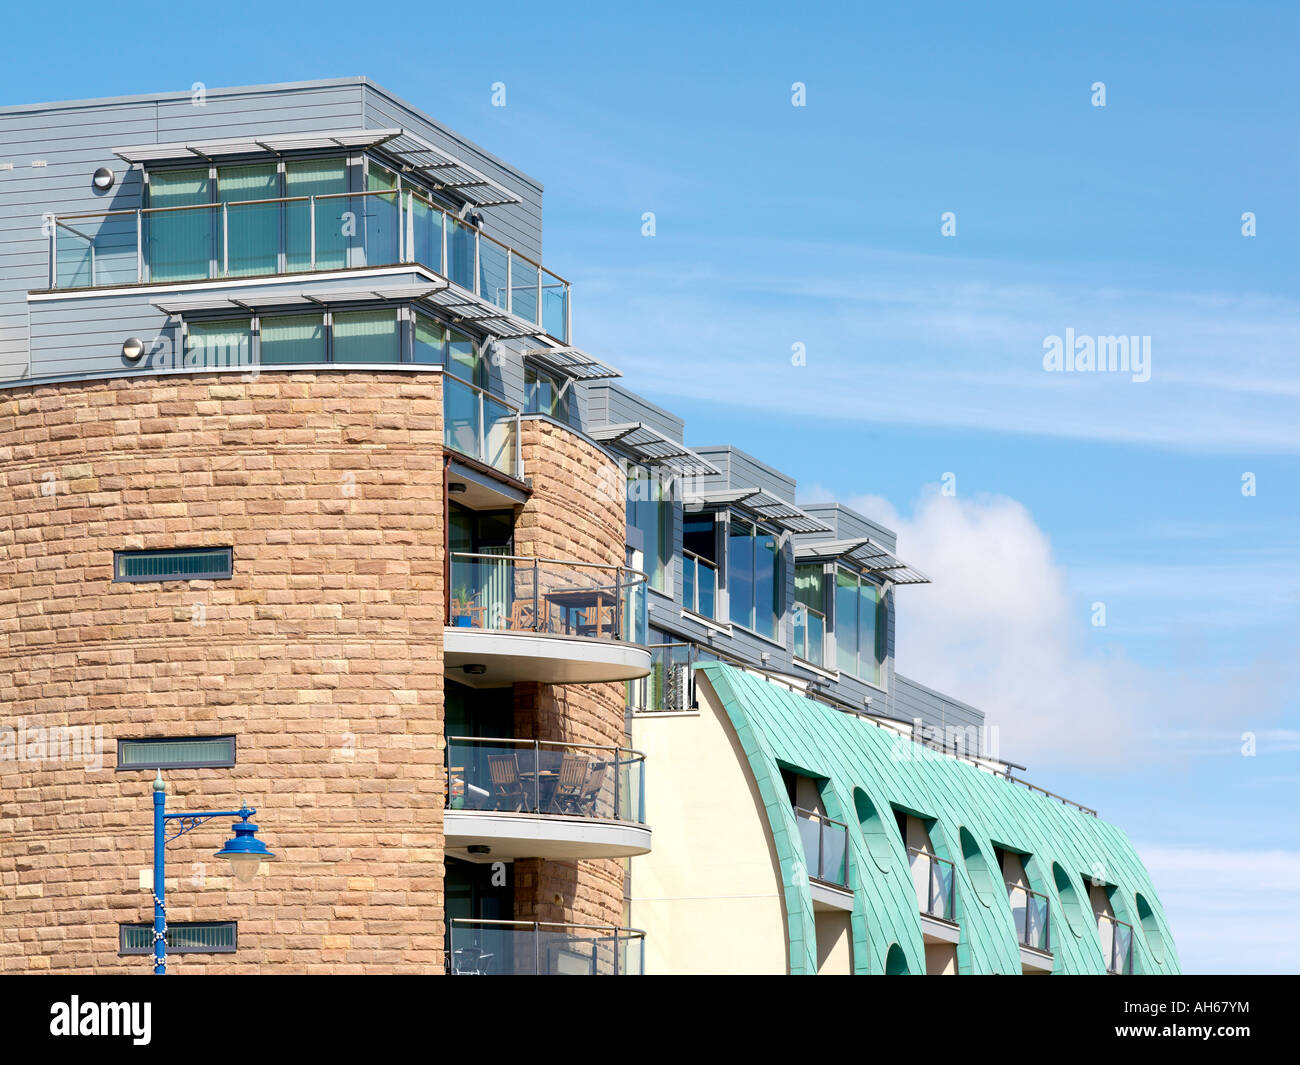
[793,536,931,585]
[113,126,523,207]
[684,487,832,535]
[694,663,1180,975]
[590,423,720,477]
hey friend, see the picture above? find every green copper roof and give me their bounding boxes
[697,662,1180,975]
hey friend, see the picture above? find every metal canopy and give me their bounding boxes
[591,423,720,477]
[685,487,833,535]
[151,283,446,316]
[115,128,403,164]
[793,537,931,585]
[113,126,522,208]
[524,346,621,382]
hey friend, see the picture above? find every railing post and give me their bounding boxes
[535,271,542,327]
[613,749,620,821]
[440,208,448,276]
[614,566,623,641]
[136,209,144,283]
[505,249,512,315]
[49,223,57,288]
[564,282,571,344]
[531,557,539,634]
[309,195,316,269]
[473,228,480,296]
[533,921,540,976]
[221,201,228,278]
[533,739,540,813]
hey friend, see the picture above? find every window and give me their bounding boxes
[793,564,826,666]
[186,319,251,369]
[834,567,886,684]
[415,310,480,383]
[524,365,570,421]
[728,518,779,639]
[120,922,236,955]
[117,735,236,770]
[114,547,233,582]
[260,314,325,364]
[682,515,718,619]
[332,308,400,363]
[286,157,349,270]
[626,464,672,594]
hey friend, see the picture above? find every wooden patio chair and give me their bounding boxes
[487,753,526,812]
[547,752,590,814]
[576,760,609,818]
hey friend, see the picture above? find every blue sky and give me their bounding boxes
[5,0,1297,972]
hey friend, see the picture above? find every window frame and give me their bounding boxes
[833,564,888,685]
[115,734,237,771]
[119,921,238,956]
[727,515,782,641]
[112,547,234,583]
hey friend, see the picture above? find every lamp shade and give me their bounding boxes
[214,818,275,883]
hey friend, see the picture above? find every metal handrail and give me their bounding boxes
[681,549,718,616]
[447,734,646,758]
[446,918,646,976]
[451,549,645,580]
[908,846,957,921]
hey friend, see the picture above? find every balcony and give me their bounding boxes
[446,552,650,687]
[443,374,520,479]
[630,642,697,713]
[681,550,717,620]
[444,737,651,860]
[792,602,826,669]
[795,807,851,910]
[1008,882,1053,973]
[1098,912,1134,975]
[448,920,644,975]
[47,188,570,342]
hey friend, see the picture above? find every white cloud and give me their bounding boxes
[1135,845,1300,974]
[835,489,1297,767]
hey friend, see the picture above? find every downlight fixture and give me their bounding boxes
[462,664,487,676]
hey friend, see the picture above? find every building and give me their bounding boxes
[0,78,1178,974]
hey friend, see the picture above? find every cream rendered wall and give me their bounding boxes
[630,696,789,975]
[815,911,853,974]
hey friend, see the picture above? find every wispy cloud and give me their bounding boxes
[570,240,1300,453]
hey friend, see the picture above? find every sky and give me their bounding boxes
[3,0,1297,973]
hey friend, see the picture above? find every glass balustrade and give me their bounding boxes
[793,602,826,667]
[1097,913,1134,974]
[47,190,571,342]
[1007,883,1051,953]
[794,807,848,887]
[447,920,644,975]
[448,551,648,645]
[442,374,520,478]
[682,550,717,620]
[908,847,957,922]
[445,737,645,824]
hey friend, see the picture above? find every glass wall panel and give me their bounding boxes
[729,519,755,629]
[511,257,539,324]
[413,310,446,365]
[479,239,509,310]
[286,158,348,270]
[364,163,399,266]
[447,327,479,384]
[627,466,671,593]
[524,365,569,420]
[409,193,443,272]
[835,568,858,675]
[754,531,778,640]
[218,163,278,277]
[185,318,251,369]
[447,215,475,290]
[332,309,399,363]
[260,314,325,365]
[147,168,212,282]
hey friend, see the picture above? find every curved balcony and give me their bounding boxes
[445,552,650,686]
[448,920,645,975]
[444,737,651,860]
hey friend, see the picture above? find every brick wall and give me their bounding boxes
[510,418,628,929]
[0,371,446,973]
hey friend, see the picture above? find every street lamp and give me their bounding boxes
[150,770,276,974]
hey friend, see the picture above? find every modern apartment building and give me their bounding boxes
[0,78,1178,974]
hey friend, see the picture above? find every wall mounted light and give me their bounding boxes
[92,166,115,191]
[121,337,145,361]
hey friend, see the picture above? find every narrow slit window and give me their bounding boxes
[114,547,233,583]
[119,922,237,955]
[117,735,236,770]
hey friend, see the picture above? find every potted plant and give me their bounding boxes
[451,585,479,627]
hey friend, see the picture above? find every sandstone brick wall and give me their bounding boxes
[510,418,629,929]
[0,370,446,973]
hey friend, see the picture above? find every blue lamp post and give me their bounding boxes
[150,770,275,975]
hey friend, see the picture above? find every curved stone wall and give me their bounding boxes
[0,371,447,973]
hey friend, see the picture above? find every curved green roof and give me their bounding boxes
[698,663,1180,975]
